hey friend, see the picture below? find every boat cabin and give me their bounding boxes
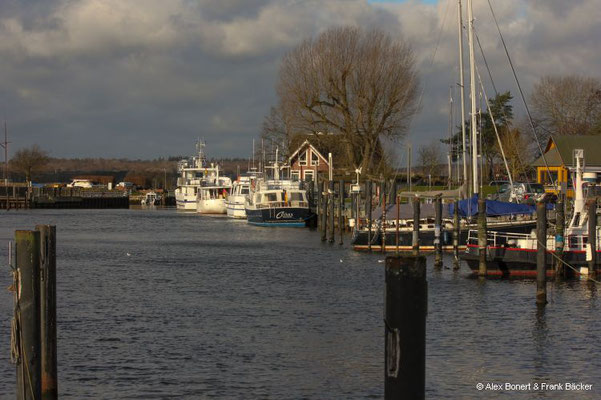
[252,189,308,208]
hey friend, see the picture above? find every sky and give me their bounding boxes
[0,0,600,160]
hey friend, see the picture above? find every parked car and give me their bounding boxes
[489,182,546,204]
[488,180,509,187]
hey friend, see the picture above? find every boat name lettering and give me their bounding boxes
[276,211,294,219]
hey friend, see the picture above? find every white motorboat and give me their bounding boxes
[175,140,209,211]
[141,191,161,206]
[196,164,232,214]
[226,170,261,218]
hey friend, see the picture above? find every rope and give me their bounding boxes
[536,237,601,284]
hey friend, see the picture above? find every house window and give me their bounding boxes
[311,151,319,166]
[304,170,314,181]
[291,171,300,181]
[299,151,308,166]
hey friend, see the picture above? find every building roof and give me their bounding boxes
[532,135,601,168]
[288,139,329,165]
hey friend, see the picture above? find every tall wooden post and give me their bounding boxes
[36,225,58,400]
[15,230,42,400]
[434,196,443,267]
[588,198,597,279]
[328,180,335,243]
[367,181,373,252]
[396,194,400,255]
[536,201,548,305]
[381,181,387,253]
[385,256,426,400]
[477,197,487,277]
[453,200,460,270]
[412,197,420,256]
[554,194,565,279]
[339,180,344,245]
[321,181,327,242]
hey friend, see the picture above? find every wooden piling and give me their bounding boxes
[412,197,420,256]
[381,181,387,253]
[321,181,327,242]
[15,230,42,400]
[536,201,547,305]
[434,196,443,267]
[453,200,460,270]
[588,198,597,279]
[395,194,400,255]
[554,194,565,279]
[328,180,335,243]
[385,255,426,400]
[339,180,344,245]
[477,197,487,277]
[367,181,373,252]
[36,225,58,400]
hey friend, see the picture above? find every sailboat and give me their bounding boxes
[461,149,597,277]
[351,0,538,252]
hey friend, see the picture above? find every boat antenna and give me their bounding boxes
[252,138,255,170]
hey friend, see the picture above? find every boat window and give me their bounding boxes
[265,193,278,202]
[289,192,304,202]
[241,188,249,194]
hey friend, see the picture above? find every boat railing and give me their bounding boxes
[466,229,535,247]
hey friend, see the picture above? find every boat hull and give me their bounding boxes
[175,192,197,211]
[197,199,226,214]
[246,207,312,227]
[461,245,595,278]
[226,196,247,218]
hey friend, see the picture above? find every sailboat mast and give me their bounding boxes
[457,0,469,194]
[467,0,479,195]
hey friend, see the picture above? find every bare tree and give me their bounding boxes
[260,105,290,156]
[531,75,601,138]
[418,141,442,179]
[276,26,419,174]
[11,144,49,182]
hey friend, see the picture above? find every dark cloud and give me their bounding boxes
[0,0,599,161]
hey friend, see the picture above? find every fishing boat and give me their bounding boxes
[245,149,313,227]
[461,149,599,278]
[196,164,232,214]
[175,140,209,211]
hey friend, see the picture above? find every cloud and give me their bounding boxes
[0,0,599,161]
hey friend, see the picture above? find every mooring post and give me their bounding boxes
[389,179,397,206]
[367,181,373,252]
[36,225,58,400]
[477,197,487,277]
[385,255,427,400]
[395,194,400,254]
[321,181,327,242]
[453,200,460,270]
[554,194,565,280]
[15,230,42,400]
[381,181,387,253]
[328,180,335,243]
[434,196,443,268]
[339,180,344,245]
[588,198,597,279]
[536,201,548,305]
[412,197,420,256]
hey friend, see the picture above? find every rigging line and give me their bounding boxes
[473,27,532,186]
[536,237,601,284]
[475,62,514,187]
[486,0,555,187]
[389,0,454,195]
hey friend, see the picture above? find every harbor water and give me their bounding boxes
[0,209,600,399]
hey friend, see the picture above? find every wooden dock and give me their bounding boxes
[1,184,129,209]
